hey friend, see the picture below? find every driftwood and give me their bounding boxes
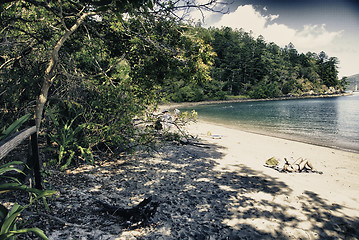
[0,126,36,160]
[95,196,158,228]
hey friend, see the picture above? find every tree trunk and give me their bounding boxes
[35,11,96,132]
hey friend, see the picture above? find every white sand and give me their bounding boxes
[185,120,359,238]
[42,114,359,239]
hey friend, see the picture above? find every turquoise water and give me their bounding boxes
[180,93,359,153]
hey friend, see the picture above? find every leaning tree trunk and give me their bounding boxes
[35,12,96,132]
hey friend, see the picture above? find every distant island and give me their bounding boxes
[345,74,359,92]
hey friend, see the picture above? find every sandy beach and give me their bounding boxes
[182,120,359,239]
[17,119,359,239]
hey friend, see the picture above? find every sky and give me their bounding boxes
[189,0,359,78]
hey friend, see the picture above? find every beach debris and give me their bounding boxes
[210,134,223,139]
[264,157,324,174]
[265,157,279,166]
[206,131,224,139]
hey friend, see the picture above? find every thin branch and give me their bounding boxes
[118,18,181,60]
[0,56,21,71]
[4,25,43,45]
[58,0,69,31]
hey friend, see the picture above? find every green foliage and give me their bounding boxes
[1,0,216,163]
[0,117,56,240]
[177,110,198,124]
[0,162,55,240]
[0,161,24,177]
[165,79,226,102]
[0,186,54,240]
[159,26,342,102]
[46,108,93,171]
[0,114,31,141]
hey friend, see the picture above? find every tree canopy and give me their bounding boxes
[1,0,220,168]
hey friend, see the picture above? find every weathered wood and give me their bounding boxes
[0,123,43,189]
[0,126,36,160]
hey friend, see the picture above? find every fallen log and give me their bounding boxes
[95,196,158,228]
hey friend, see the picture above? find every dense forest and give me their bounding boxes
[165,26,347,102]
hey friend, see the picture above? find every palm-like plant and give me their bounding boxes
[0,115,56,240]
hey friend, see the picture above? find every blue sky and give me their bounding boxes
[190,0,359,77]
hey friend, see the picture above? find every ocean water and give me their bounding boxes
[180,93,359,153]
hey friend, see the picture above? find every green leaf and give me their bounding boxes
[0,204,22,235]
[46,110,59,127]
[0,162,23,169]
[0,183,56,197]
[0,167,23,176]
[5,228,48,240]
[0,161,24,176]
[73,124,86,136]
[60,150,75,171]
[0,227,49,240]
[0,204,8,221]
[0,114,31,141]
[78,146,94,165]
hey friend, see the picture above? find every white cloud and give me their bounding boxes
[295,25,343,51]
[211,5,267,33]
[269,14,279,21]
[192,4,356,76]
[209,5,343,52]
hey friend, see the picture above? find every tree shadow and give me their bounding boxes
[41,141,359,239]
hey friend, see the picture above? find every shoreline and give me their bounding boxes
[159,92,359,154]
[197,119,359,155]
[159,92,353,110]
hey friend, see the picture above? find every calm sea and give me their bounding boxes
[179,93,359,153]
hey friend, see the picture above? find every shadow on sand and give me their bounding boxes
[43,141,359,239]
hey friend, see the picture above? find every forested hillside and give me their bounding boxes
[164,26,347,102]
